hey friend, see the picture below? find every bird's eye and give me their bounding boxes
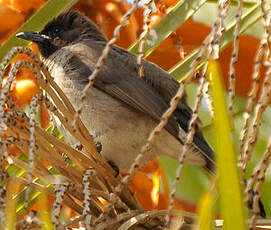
[52,26,63,35]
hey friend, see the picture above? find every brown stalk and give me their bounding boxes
[241,62,271,176]
[0,44,150,229]
[239,3,271,161]
[228,0,243,118]
[137,0,153,78]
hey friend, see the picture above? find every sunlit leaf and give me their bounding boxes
[207,0,256,8]
[193,184,215,230]
[5,179,20,230]
[129,0,207,56]
[170,2,263,81]
[40,193,54,230]
[207,60,246,230]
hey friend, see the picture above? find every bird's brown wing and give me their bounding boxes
[68,41,180,139]
[110,45,200,130]
[93,55,181,140]
[70,41,214,171]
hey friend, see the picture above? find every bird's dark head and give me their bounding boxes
[16,11,107,58]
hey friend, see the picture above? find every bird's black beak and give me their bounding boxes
[16,31,56,58]
[16,31,50,44]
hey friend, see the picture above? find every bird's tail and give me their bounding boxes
[190,126,216,174]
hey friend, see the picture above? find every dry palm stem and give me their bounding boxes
[203,81,214,118]
[7,119,83,185]
[242,64,271,228]
[241,66,271,176]
[5,111,136,218]
[0,52,182,229]
[12,174,133,219]
[51,182,70,229]
[8,154,63,186]
[228,0,242,118]
[0,59,35,220]
[247,136,271,230]
[23,211,41,230]
[6,108,125,227]
[239,0,271,161]
[238,42,266,160]
[95,210,141,230]
[246,142,271,204]
[166,0,231,227]
[261,0,271,56]
[118,210,183,230]
[16,210,41,230]
[0,58,19,137]
[0,139,9,224]
[94,209,191,230]
[83,169,98,230]
[241,29,271,177]
[25,94,40,209]
[137,0,153,78]
[1,47,98,160]
[191,0,233,119]
[0,51,157,228]
[2,48,140,208]
[166,75,207,227]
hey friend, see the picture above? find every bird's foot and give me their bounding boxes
[95,141,102,153]
[73,143,83,151]
[90,131,102,153]
[248,192,266,218]
[107,160,119,177]
[71,141,102,153]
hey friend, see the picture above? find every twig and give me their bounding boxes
[166,76,207,226]
[51,182,70,229]
[137,0,153,78]
[241,56,271,176]
[228,0,243,118]
[83,169,95,230]
[25,94,41,209]
[246,135,271,229]
[239,1,271,162]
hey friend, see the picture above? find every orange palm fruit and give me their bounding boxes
[0,6,24,32]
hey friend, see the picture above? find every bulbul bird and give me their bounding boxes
[16,10,266,218]
[16,11,215,173]
[16,11,215,172]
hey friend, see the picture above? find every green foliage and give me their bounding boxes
[208,61,246,229]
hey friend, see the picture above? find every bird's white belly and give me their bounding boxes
[56,84,160,169]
